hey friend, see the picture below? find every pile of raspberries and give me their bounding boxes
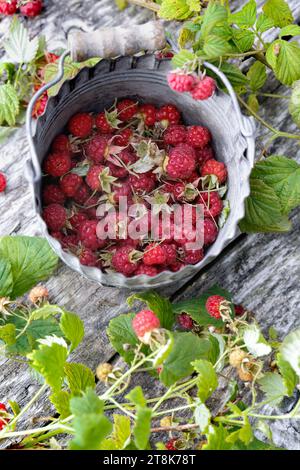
[42,99,228,278]
[0,0,42,17]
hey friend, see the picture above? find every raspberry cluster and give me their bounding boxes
[42,99,228,278]
[0,0,42,17]
[168,71,216,101]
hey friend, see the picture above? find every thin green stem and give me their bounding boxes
[154,403,197,417]
[257,92,289,100]
[107,397,136,419]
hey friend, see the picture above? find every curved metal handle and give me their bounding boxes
[203,61,255,139]
[25,50,70,183]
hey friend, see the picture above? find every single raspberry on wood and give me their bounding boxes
[196,145,214,167]
[201,159,227,184]
[143,243,167,266]
[139,104,157,126]
[177,313,193,330]
[198,191,223,218]
[165,143,196,179]
[111,246,140,276]
[43,152,71,177]
[186,126,211,149]
[191,76,216,101]
[117,99,138,122]
[156,104,180,127]
[167,71,197,92]
[132,309,160,341]
[95,112,114,133]
[42,184,65,205]
[129,172,156,194]
[135,264,158,277]
[204,218,218,246]
[84,135,110,164]
[205,295,227,319]
[51,134,70,154]
[59,173,82,197]
[114,128,133,146]
[0,0,17,14]
[0,172,7,193]
[163,124,186,146]
[68,113,93,138]
[43,204,66,231]
[19,0,42,17]
[79,219,106,250]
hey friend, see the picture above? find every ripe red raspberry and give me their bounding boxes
[112,246,139,275]
[143,243,166,266]
[42,184,65,205]
[110,180,132,204]
[161,243,177,265]
[45,52,59,64]
[32,92,48,118]
[51,231,64,242]
[0,172,7,192]
[129,172,156,194]
[139,103,157,126]
[186,126,211,149]
[234,304,245,316]
[164,181,184,201]
[191,76,216,101]
[109,149,137,178]
[183,246,204,264]
[165,438,177,451]
[114,128,133,146]
[135,264,158,277]
[201,159,227,184]
[169,260,185,272]
[79,248,100,267]
[0,403,9,430]
[59,173,82,197]
[196,146,214,167]
[43,204,66,231]
[117,99,138,122]
[166,143,196,179]
[167,72,197,92]
[61,233,79,249]
[83,195,99,218]
[73,184,90,204]
[52,134,70,153]
[155,50,174,60]
[79,219,106,250]
[43,152,71,177]
[177,313,193,330]
[204,218,218,245]
[205,295,227,319]
[84,135,110,164]
[69,211,88,231]
[0,0,17,14]
[95,112,114,133]
[68,113,93,138]
[198,192,223,218]
[163,124,186,146]
[86,165,106,191]
[132,309,160,340]
[156,104,180,127]
[19,0,42,16]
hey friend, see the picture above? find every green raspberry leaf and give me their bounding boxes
[202,424,232,450]
[262,0,294,27]
[0,258,13,297]
[229,0,257,28]
[277,353,297,396]
[280,328,300,377]
[0,236,58,299]
[193,359,218,402]
[203,35,232,59]
[107,313,144,364]
[64,362,96,395]
[258,372,288,405]
[70,388,104,415]
[126,386,147,408]
[112,414,131,450]
[28,338,68,392]
[3,17,39,64]
[231,29,255,53]
[133,407,152,450]
[279,25,300,38]
[289,81,300,128]
[239,178,291,233]
[49,390,71,419]
[159,0,193,20]
[247,61,267,92]
[60,311,84,352]
[0,324,16,346]
[201,3,228,38]
[0,84,19,127]
[171,49,196,68]
[160,332,211,386]
[256,13,275,33]
[251,156,300,214]
[194,401,211,433]
[127,291,174,330]
[266,40,300,86]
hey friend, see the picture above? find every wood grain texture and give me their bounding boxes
[0,0,300,450]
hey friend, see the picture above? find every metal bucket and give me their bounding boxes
[25,22,255,289]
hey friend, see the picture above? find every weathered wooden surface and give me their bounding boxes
[0,0,300,450]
